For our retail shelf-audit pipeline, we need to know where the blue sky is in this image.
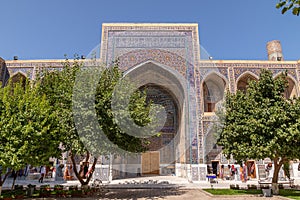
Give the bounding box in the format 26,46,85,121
0,0,299,61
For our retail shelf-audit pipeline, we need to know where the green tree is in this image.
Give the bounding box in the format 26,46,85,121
0,80,61,194
94,65,154,152
276,0,300,16
37,59,92,186
37,59,154,186
216,69,300,194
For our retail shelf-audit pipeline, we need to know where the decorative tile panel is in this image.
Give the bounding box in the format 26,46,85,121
118,49,189,78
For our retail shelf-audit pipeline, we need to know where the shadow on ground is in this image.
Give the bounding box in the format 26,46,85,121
102,188,187,199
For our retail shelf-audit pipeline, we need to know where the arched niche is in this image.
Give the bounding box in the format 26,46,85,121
202,73,226,112
236,73,258,93
284,77,298,98
10,72,27,86
274,75,298,99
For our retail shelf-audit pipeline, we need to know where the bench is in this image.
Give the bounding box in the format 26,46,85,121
258,178,295,188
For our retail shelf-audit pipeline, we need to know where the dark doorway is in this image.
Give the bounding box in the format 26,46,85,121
212,161,219,176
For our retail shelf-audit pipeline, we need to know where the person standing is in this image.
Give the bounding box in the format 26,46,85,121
69,165,74,180
250,163,255,178
38,165,46,183
220,165,224,180
231,165,235,180
265,163,272,179
239,164,243,181
243,163,248,182
234,165,238,181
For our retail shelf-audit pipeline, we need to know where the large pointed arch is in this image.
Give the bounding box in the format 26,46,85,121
119,60,198,175
202,72,227,113
236,71,258,93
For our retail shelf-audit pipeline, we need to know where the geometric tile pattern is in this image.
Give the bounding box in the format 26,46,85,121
118,49,190,78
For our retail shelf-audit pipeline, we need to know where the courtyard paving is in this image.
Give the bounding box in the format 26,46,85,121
2,175,298,199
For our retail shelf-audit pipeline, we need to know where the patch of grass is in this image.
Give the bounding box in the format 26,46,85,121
204,188,300,199
279,189,300,200
203,189,262,195
285,197,300,200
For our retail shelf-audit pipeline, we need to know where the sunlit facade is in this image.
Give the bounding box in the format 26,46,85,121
2,23,300,182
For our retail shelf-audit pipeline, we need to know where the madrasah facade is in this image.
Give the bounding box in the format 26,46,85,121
1,23,300,182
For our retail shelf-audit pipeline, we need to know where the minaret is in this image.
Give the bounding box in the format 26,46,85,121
266,40,284,61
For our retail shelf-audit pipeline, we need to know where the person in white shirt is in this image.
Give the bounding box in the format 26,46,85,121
38,166,46,183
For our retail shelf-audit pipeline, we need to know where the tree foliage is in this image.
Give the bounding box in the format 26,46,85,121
216,69,300,189
276,0,300,16
37,59,153,185
37,60,84,154
94,65,156,153
0,80,61,187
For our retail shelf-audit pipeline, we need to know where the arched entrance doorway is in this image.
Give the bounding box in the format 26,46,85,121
139,84,178,175
122,61,189,176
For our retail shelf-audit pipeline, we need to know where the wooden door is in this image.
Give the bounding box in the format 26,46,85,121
142,152,159,174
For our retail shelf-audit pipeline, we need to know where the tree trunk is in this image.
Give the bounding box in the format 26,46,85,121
70,151,97,186
272,157,283,195
11,172,18,190
85,151,90,162
70,152,85,185
85,157,97,184
77,151,90,177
